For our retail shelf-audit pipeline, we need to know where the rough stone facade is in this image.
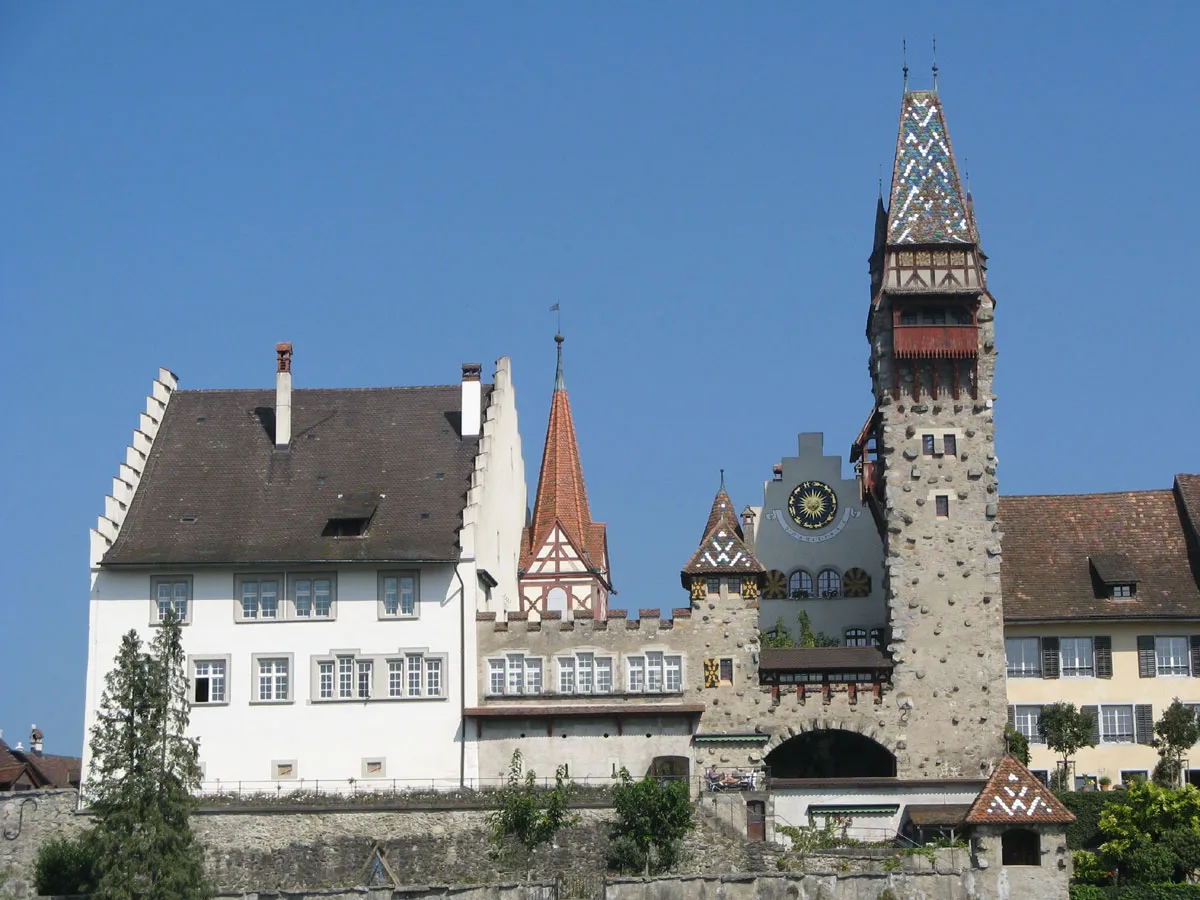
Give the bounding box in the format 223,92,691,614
0,791,85,900
864,94,1009,780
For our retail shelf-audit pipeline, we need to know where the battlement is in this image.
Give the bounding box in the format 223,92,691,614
476,608,699,640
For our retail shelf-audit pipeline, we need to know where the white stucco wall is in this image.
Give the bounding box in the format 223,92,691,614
84,564,473,790
772,783,982,842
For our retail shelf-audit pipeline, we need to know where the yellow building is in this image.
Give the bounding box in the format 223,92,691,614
1001,474,1200,787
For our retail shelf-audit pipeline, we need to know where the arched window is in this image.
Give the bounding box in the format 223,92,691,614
788,570,813,599
845,628,868,647
546,587,568,613
817,569,842,598
869,627,887,648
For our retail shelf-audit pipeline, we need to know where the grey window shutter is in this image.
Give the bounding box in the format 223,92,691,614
1042,637,1060,679
1095,637,1113,679
1138,636,1156,678
1135,705,1154,745
1008,705,1015,729
1191,636,1200,677
1081,705,1100,745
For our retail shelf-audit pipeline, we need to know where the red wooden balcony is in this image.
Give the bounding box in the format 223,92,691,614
893,324,978,359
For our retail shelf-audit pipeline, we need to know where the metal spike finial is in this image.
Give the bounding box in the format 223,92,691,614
932,36,939,92
554,331,566,392
902,39,909,92
719,468,726,491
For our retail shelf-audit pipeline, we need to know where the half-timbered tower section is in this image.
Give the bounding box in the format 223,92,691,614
681,476,765,608
855,88,1008,777
517,334,612,619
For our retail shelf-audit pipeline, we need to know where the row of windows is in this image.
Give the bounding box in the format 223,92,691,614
487,652,684,696
152,572,421,625
898,306,973,326
1010,703,1185,746
787,569,845,599
704,577,746,595
1006,635,1197,679
191,651,446,705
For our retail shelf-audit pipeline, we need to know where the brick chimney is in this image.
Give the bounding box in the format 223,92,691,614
461,363,482,438
275,343,293,450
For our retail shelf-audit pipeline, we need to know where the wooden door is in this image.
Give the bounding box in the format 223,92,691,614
746,801,766,842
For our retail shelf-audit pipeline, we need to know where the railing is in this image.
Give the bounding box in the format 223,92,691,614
700,766,769,793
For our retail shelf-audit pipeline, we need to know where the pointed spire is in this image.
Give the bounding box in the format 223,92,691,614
681,477,764,589
884,88,976,245
522,334,608,583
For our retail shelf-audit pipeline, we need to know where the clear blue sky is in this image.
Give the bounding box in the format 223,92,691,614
2,3,1197,756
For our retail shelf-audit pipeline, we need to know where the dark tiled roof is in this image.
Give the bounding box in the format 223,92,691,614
1088,552,1138,583
999,480,1200,621
886,91,976,246
1177,475,1200,541
680,486,764,587
0,738,80,789
759,647,893,672
966,756,1075,825
104,386,490,566
905,804,971,827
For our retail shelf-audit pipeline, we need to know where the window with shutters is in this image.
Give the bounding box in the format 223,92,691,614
1156,637,1191,676
1060,638,1095,677
1100,705,1134,743
1095,637,1114,679
1013,705,1044,743
1006,638,1042,677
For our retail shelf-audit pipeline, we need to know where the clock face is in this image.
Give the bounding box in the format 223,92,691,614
788,481,838,529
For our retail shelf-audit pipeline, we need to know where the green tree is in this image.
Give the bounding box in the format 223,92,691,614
760,617,793,649
1097,780,1200,883
1004,726,1031,766
33,832,101,896
487,749,576,855
607,768,694,875
1038,702,1096,788
85,612,211,900
1153,699,1200,788
796,611,817,648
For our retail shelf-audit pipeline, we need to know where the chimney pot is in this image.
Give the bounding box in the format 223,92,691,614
275,343,293,449
461,363,482,438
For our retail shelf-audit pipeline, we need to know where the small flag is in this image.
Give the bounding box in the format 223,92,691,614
549,303,560,312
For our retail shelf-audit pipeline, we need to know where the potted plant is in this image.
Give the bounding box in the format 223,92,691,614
1099,775,1112,792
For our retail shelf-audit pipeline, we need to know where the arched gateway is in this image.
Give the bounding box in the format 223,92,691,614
765,729,897,780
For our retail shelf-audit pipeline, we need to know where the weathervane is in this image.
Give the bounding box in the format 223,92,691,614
932,37,939,93
902,39,908,92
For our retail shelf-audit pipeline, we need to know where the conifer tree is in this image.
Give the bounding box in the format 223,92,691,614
85,612,211,900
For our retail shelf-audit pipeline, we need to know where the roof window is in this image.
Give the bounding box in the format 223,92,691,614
322,517,369,538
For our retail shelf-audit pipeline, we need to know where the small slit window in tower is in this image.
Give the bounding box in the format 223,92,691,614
935,496,950,518
719,659,734,686
922,435,936,455
943,434,957,456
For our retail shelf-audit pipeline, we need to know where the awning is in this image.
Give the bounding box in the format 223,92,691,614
693,734,769,744
809,805,899,816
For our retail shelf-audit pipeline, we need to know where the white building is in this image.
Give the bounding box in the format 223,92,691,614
83,345,526,790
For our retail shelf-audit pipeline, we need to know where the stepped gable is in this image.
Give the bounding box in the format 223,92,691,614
520,334,609,577
965,756,1075,825
680,478,765,588
886,90,977,246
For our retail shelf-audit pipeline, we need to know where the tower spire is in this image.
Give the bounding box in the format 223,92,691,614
554,332,566,392
932,36,939,93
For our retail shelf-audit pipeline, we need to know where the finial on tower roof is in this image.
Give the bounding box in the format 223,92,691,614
932,36,939,93
554,332,566,392
719,468,726,491
902,39,909,92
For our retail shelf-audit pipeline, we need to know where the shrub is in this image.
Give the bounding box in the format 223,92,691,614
607,769,693,875
33,832,100,896
1059,790,1113,849
487,750,576,855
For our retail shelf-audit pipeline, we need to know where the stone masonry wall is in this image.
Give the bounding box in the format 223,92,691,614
0,791,86,899
870,290,1009,779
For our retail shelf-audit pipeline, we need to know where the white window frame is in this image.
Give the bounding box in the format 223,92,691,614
1005,637,1042,678
1060,637,1095,678
378,571,419,619
357,659,373,699
318,660,335,700
488,658,506,696
251,653,294,704
596,657,613,693
150,575,193,625
314,650,447,701
1099,704,1135,744
558,657,576,694
625,653,683,693
235,574,283,622
1013,705,1043,744
1156,636,1191,677
189,654,231,706
665,656,682,693
627,656,645,693
290,573,337,620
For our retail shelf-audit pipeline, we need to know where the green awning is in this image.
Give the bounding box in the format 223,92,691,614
808,805,899,816
693,734,769,744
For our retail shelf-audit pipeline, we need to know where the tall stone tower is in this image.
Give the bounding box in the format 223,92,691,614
854,86,1006,778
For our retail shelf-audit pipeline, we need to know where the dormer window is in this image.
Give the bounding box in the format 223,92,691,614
323,517,369,537
1110,583,1135,600
1089,553,1138,601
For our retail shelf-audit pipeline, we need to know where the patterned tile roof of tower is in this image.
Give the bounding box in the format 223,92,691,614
999,477,1200,621
521,335,608,575
680,480,764,586
965,756,1075,825
886,90,977,246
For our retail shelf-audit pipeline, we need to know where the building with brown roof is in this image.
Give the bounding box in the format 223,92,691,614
1001,474,1200,786
0,727,81,791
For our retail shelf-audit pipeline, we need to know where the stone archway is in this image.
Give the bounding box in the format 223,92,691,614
765,728,897,779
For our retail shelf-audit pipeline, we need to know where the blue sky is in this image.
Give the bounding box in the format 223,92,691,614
2,3,1197,756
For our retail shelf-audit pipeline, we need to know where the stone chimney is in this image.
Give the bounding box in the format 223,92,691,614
30,725,43,756
275,343,293,450
461,363,482,438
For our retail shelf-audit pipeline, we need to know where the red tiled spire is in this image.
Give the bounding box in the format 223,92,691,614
522,335,607,575
965,756,1075,825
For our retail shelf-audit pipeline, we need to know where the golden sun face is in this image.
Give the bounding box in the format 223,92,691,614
787,481,838,529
